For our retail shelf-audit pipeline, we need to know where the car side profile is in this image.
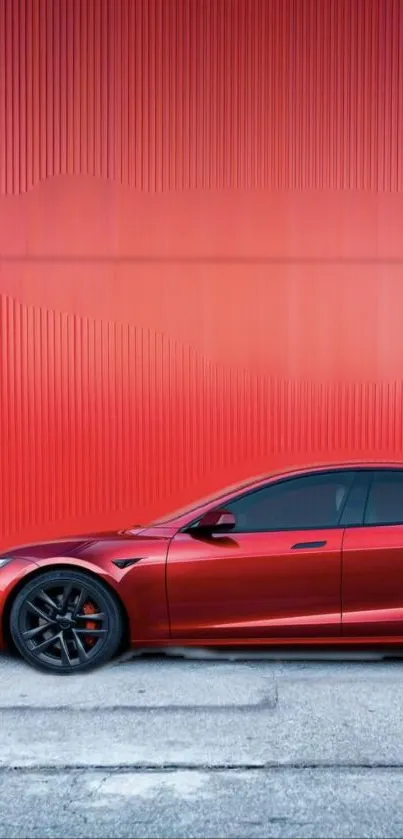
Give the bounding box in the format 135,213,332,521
1,461,403,673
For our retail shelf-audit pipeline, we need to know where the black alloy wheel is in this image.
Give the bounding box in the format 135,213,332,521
10,569,123,673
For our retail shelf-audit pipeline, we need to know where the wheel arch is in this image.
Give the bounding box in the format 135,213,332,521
2,562,131,654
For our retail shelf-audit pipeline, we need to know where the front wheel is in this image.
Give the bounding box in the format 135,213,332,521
10,569,123,674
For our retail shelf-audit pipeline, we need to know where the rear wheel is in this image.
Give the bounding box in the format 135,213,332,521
10,569,123,674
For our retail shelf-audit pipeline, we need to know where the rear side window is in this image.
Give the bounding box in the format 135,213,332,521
365,471,403,526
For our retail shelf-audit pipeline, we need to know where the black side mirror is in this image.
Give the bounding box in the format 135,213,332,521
194,508,236,533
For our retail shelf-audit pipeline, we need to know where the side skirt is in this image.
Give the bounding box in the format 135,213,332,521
131,636,403,648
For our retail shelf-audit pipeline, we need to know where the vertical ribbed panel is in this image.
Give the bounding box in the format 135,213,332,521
1,0,403,194
1,1,403,549
2,292,403,548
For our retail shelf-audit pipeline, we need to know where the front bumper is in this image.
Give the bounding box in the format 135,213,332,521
0,558,39,649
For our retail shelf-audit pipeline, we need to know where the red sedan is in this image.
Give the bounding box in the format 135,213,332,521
1,461,403,673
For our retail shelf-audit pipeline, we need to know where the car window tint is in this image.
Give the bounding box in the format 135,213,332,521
226,471,355,532
365,471,403,525
339,473,370,526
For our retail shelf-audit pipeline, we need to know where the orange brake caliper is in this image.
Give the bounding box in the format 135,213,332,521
82,601,97,646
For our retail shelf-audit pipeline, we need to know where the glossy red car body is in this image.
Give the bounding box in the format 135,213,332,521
3,461,403,656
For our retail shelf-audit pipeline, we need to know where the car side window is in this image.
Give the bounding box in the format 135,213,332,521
225,471,356,532
339,472,370,526
364,470,403,526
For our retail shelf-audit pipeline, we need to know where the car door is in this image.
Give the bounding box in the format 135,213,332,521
343,469,403,637
166,470,357,640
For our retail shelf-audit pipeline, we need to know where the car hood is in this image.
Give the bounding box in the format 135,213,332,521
0,527,149,561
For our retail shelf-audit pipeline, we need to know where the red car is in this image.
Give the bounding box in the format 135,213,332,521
1,461,403,673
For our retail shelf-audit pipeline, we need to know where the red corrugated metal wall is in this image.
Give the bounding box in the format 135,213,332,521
1,0,403,550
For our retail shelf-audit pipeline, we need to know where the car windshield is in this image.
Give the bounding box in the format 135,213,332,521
151,473,272,525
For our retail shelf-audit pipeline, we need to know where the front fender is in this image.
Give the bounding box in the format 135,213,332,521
0,547,170,647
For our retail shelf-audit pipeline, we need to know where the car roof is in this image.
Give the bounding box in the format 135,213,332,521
245,460,403,483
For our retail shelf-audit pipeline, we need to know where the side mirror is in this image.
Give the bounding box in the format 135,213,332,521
195,508,236,533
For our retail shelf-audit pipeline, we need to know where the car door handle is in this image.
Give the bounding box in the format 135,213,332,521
291,540,327,550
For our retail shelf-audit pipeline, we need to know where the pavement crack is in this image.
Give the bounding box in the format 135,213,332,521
3,762,403,773
60,770,82,815
87,771,111,800
0,703,277,712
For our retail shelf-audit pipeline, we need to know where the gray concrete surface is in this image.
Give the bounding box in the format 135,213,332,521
1,649,403,837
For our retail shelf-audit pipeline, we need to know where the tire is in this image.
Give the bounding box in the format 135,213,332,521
9,569,123,674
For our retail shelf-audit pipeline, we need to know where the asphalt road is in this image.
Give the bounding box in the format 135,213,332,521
1,648,403,838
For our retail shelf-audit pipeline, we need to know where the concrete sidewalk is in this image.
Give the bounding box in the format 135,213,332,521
1,652,403,837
